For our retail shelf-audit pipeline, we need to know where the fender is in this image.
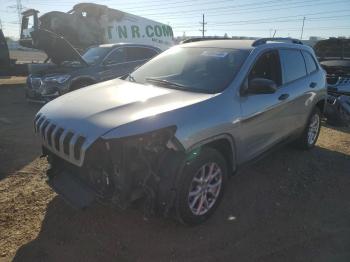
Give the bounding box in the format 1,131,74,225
186,133,237,174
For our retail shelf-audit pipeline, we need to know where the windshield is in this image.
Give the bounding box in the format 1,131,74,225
82,46,112,65
129,46,249,93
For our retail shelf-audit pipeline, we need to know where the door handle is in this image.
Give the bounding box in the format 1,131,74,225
309,82,317,88
278,94,289,101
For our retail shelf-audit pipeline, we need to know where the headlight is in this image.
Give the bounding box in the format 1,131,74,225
44,74,71,84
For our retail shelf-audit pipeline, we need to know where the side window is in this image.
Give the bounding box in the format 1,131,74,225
104,48,125,65
249,50,282,86
302,51,318,74
126,47,158,62
279,49,307,83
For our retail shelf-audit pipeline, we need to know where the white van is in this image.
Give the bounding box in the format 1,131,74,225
20,3,174,51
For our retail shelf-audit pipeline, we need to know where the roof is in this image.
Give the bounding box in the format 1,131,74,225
98,43,161,50
180,38,311,52
181,40,256,50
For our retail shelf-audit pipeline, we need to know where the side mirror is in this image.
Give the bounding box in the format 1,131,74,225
246,78,277,95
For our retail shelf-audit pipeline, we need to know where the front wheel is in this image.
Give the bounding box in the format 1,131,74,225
175,148,227,225
296,107,322,150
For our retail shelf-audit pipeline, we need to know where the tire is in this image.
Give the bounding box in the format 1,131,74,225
295,107,322,150
175,148,228,225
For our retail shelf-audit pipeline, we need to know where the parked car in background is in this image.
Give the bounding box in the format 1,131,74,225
26,31,161,103
314,38,350,126
34,38,326,225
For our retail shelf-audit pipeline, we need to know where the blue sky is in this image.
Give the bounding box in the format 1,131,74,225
1,0,350,39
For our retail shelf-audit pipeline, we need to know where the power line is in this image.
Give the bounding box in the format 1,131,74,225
136,0,327,16
172,14,350,29
139,0,348,19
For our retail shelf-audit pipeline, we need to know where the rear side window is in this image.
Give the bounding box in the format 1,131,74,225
279,49,307,83
104,48,125,65
126,47,158,62
302,51,318,74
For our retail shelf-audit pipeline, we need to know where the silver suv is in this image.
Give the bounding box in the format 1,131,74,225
34,38,327,225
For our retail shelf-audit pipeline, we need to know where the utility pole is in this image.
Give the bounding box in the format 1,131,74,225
199,14,207,38
16,0,23,36
300,16,306,40
272,29,277,38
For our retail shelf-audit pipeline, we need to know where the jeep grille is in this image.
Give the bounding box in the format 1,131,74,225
34,114,87,166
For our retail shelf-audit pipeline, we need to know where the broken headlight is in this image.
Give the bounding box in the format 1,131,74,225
105,126,182,153
136,126,179,152
44,74,71,84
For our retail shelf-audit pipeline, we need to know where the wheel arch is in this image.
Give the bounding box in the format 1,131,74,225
186,134,237,175
315,98,326,115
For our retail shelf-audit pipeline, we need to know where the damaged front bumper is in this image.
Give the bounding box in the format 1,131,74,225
43,127,186,216
47,169,97,209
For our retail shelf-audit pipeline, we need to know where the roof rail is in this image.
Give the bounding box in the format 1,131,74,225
252,38,303,47
180,37,230,44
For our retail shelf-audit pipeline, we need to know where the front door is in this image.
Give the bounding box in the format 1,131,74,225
239,50,290,161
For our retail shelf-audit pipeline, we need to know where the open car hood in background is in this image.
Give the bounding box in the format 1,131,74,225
315,38,350,60
0,29,10,70
30,29,88,66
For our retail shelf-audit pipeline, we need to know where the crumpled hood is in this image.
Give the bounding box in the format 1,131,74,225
38,78,215,144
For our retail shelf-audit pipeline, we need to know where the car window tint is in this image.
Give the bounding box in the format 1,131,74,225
302,51,318,74
126,47,158,62
249,50,282,86
104,48,125,65
280,49,307,83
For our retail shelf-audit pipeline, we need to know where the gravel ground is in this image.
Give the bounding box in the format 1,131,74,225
0,79,349,262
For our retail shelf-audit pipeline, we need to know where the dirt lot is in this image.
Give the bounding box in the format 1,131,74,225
0,78,349,262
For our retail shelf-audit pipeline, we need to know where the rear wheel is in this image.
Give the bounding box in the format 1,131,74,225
296,107,321,150
175,148,227,225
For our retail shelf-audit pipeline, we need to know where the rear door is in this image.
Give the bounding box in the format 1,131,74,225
125,46,159,71
278,49,310,133
239,50,290,161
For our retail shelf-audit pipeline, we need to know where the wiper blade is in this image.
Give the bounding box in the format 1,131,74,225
128,74,136,82
146,78,188,89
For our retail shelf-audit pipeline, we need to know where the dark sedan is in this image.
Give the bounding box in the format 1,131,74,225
26,43,161,103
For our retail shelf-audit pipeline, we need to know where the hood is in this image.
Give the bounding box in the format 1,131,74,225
31,29,88,66
38,79,215,144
